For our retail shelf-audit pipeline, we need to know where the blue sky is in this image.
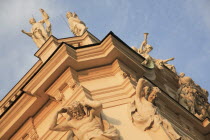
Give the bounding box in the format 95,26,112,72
0,0,210,101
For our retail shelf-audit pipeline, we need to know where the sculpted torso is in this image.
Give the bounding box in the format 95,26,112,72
50,100,119,140
21,9,51,48
134,97,156,119
69,116,102,139
68,111,100,133
30,22,48,38
66,12,87,36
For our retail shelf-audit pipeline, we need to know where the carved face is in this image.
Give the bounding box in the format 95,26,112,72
145,45,153,53
147,87,159,103
29,18,36,24
67,101,86,120
148,91,157,103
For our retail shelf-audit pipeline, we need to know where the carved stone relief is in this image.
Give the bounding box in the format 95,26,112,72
177,73,210,120
50,98,119,140
128,78,181,140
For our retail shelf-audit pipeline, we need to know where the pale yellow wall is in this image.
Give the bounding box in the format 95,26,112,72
102,104,152,140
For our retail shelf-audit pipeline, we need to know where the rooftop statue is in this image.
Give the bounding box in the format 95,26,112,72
21,9,52,48
154,57,176,73
40,9,52,36
50,98,119,140
66,11,88,36
135,33,155,69
128,78,181,140
178,73,210,120
132,33,176,73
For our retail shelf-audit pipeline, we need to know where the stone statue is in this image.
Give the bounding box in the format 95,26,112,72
178,73,198,114
132,33,176,73
137,33,155,69
154,58,176,73
50,98,119,140
178,73,210,120
66,12,88,36
40,8,52,36
128,78,181,140
21,9,52,48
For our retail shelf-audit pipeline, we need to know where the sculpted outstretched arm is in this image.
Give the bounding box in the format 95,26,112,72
136,78,145,99
49,108,72,131
40,8,49,20
83,98,102,116
136,79,151,98
135,78,152,105
38,19,45,23
21,30,32,37
162,57,174,63
135,79,149,113
138,40,147,54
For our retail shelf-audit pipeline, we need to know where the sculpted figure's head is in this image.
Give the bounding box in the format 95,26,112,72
29,18,36,24
145,44,153,53
67,101,86,120
143,86,151,96
40,8,44,13
66,12,73,19
145,87,160,103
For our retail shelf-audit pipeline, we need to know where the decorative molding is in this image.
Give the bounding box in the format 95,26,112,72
58,31,100,46
0,61,43,117
11,117,39,140
45,67,80,102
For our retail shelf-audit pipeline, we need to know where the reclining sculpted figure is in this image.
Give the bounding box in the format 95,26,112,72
132,33,176,73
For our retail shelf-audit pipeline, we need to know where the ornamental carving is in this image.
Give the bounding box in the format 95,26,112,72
128,78,181,140
178,73,210,120
50,98,119,140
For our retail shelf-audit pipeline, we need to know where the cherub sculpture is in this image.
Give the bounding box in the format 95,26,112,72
21,9,51,48
50,98,119,140
128,78,181,140
66,12,88,36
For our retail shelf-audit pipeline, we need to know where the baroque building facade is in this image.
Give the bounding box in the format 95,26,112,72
0,10,210,140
